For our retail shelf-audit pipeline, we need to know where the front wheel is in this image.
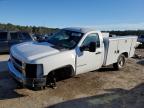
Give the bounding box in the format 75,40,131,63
113,54,126,70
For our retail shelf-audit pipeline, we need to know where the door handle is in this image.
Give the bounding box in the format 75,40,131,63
95,52,102,55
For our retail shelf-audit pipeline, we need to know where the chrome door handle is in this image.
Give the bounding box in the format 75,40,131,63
95,52,101,55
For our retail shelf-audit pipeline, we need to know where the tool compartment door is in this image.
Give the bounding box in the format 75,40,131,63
117,38,132,57
104,39,119,66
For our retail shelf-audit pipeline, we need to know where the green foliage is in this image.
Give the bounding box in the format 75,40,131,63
0,23,144,36
0,23,58,34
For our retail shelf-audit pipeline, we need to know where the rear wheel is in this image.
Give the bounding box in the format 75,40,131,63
113,54,126,70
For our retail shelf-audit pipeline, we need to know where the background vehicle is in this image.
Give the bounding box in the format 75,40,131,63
32,34,46,41
0,31,33,53
8,27,138,88
138,35,144,44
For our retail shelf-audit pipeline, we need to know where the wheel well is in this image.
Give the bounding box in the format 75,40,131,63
122,52,128,58
47,65,75,81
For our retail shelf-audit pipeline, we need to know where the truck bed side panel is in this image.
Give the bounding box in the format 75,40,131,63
103,38,119,66
117,38,132,57
129,38,137,57
103,36,137,66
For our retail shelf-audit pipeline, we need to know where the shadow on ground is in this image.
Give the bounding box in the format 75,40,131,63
97,67,116,72
0,53,9,73
0,55,23,100
0,61,8,73
0,71,25,100
94,65,116,72
48,83,144,108
137,60,144,66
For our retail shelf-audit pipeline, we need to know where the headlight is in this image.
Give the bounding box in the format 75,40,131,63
25,64,37,78
37,64,43,78
25,64,43,78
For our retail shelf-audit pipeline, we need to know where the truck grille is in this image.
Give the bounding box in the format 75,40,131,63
13,64,22,73
11,55,23,74
11,55,22,66
11,55,37,78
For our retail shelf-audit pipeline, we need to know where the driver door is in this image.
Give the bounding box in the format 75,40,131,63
76,33,103,74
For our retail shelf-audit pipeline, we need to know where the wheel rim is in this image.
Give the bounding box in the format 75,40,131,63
118,57,125,68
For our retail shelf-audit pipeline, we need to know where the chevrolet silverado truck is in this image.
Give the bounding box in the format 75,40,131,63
8,27,138,88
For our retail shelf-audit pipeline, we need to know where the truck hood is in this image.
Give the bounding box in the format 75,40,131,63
11,42,61,61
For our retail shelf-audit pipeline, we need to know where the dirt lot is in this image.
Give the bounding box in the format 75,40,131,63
0,49,144,108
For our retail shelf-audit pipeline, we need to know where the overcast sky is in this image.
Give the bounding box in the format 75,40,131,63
0,0,144,30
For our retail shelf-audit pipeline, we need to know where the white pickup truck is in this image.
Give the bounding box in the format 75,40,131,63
8,27,137,88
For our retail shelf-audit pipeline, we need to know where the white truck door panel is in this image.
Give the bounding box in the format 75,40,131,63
76,33,103,74
76,48,103,74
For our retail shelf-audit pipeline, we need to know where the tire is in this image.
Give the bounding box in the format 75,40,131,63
14,80,24,89
46,71,57,87
113,54,126,70
32,86,46,91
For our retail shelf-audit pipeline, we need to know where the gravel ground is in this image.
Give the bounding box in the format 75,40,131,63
0,49,144,108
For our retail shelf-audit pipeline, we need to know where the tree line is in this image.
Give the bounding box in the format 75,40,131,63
0,23,58,35
0,23,144,36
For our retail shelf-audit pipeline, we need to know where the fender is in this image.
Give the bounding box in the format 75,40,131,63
47,65,75,77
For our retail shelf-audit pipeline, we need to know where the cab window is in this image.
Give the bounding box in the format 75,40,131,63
19,32,32,40
81,33,100,48
10,33,19,40
0,32,7,41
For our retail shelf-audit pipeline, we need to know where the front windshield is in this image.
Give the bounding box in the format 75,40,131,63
47,30,83,49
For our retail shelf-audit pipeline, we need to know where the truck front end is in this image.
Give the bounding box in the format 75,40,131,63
8,54,46,88
7,41,62,88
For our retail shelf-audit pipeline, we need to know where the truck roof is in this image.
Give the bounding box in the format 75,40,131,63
63,27,97,34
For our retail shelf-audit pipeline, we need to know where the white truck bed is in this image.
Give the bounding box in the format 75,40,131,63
103,36,137,66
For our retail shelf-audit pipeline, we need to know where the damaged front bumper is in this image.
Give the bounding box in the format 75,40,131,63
8,59,46,88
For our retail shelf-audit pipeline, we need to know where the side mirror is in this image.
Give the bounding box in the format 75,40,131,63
89,42,96,52
80,46,87,52
80,42,96,52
